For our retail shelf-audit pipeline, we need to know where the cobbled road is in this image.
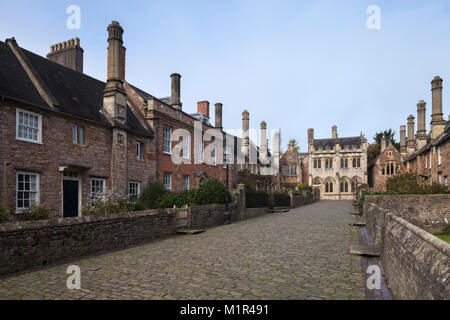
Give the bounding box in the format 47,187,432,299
0,201,365,300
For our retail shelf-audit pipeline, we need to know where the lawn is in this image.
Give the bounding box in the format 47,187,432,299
435,234,450,244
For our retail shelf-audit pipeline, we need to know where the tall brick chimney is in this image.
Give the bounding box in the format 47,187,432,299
242,110,250,166
332,125,338,139
197,101,210,118
171,73,182,110
416,100,427,150
430,76,445,139
47,38,83,73
400,125,407,155
381,135,387,153
260,121,268,156
407,115,416,155
308,128,314,145
215,103,223,129
103,21,127,124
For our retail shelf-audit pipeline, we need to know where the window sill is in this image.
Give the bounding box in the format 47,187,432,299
16,138,43,145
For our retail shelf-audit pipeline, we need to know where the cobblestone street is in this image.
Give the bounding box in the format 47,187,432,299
0,201,365,300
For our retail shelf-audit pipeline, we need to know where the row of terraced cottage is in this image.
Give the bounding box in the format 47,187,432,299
0,21,281,219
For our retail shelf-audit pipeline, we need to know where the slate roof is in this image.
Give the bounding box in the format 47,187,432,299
313,136,363,149
0,40,152,137
404,122,450,161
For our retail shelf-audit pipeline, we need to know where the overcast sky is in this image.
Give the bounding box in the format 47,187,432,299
1,0,450,152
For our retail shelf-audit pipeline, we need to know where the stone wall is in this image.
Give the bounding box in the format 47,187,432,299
0,210,176,277
291,194,314,208
187,202,239,230
365,194,450,234
363,195,450,299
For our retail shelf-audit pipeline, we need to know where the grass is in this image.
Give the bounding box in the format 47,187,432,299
434,234,450,244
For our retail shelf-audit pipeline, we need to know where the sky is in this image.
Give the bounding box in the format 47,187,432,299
1,0,450,152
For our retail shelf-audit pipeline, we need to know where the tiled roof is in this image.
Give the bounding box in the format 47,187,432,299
0,40,153,137
404,122,450,161
313,136,363,149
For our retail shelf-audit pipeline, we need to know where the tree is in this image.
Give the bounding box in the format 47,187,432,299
368,129,401,164
288,139,300,153
373,129,400,150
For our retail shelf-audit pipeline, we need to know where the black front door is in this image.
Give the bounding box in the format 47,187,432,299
63,180,79,218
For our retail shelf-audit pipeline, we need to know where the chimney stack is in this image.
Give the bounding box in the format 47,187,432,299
332,125,338,139
242,110,250,165
47,37,84,73
197,101,210,118
308,128,314,145
260,121,268,156
171,73,182,110
407,115,416,155
416,100,427,150
103,21,127,123
381,135,387,153
215,103,223,129
400,125,407,155
431,76,445,139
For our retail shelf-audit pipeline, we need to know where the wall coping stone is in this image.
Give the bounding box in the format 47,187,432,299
0,209,176,233
386,212,450,256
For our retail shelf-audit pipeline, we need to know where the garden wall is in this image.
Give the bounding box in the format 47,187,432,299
363,195,450,299
0,210,176,277
365,194,450,234
291,194,314,208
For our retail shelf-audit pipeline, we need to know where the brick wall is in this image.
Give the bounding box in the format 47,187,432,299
363,195,450,299
0,102,155,218
0,210,176,277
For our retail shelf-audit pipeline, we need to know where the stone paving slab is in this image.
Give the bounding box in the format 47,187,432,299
0,201,365,300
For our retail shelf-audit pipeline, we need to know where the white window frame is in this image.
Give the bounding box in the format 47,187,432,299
199,140,205,163
212,146,217,166
90,178,106,203
182,175,190,191
16,108,42,144
72,125,78,144
16,172,40,213
163,126,172,155
164,172,172,191
129,181,141,198
438,146,442,166
136,141,144,160
183,134,191,160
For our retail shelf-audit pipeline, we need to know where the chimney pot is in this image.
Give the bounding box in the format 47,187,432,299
197,101,210,118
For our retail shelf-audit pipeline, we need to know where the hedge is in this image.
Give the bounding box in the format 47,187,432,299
274,192,291,207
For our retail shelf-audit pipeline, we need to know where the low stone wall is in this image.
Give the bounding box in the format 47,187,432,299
365,194,450,234
382,213,449,299
0,210,176,277
246,207,269,219
292,194,314,208
363,195,450,299
188,202,239,230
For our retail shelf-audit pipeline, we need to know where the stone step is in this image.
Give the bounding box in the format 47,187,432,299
350,245,381,257
269,209,290,213
349,219,366,227
176,229,206,235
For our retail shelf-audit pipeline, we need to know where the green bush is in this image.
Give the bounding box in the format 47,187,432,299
0,203,12,223
386,174,449,195
139,182,168,210
175,190,197,208
274,192,291,207
18,205,51,222
195,179,229,206
246,191,268,208
157,192,177,209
